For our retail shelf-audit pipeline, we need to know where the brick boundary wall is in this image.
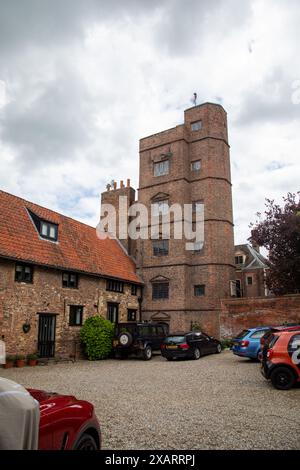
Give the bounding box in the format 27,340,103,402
220,294,300,339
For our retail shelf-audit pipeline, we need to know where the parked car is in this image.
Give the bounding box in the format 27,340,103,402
29,388,101,449
161,331,222,361
261,330,300,390
231,326,271,360
112,322,168,360
260,324,300,351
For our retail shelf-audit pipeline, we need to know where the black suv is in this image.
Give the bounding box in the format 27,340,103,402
113,322,168,360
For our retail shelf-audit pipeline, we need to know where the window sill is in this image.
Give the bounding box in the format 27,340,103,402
15,281,33,284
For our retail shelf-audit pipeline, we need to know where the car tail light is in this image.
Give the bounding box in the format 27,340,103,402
179,343,189,349
267,348,273,359
161,344,165,349
240,340,249,347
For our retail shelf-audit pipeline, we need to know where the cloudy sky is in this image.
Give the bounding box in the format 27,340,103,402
0,0,299,244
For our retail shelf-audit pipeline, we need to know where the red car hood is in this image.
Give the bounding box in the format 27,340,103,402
28,388,79,416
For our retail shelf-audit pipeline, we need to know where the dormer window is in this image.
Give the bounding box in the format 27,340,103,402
40,221,58,241
27,209,58,242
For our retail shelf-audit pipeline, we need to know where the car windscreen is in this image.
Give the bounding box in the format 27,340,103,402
165,336,185,344
235,329,249,339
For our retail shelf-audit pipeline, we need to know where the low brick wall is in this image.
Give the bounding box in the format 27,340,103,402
220,295,300,339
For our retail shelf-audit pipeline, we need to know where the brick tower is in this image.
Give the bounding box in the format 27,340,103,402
136,103,235,336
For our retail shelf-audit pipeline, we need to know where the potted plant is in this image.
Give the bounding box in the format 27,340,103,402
3,355,15,369
27,353,38,366
15,354,26,368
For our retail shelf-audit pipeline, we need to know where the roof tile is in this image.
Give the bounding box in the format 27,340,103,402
0,190,142,284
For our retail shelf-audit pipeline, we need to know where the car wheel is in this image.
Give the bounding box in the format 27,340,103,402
74,433,99,450
142,345,152,360
193,347,201,360
270,367,295,390
215,344,222,354
118,332,133,348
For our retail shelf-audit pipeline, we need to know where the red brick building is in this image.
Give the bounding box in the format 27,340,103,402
234,244,269,298
1,102,272,357
0,190,142,358
101,102,236,335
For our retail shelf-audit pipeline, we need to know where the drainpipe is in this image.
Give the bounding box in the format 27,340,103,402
138,286,143,322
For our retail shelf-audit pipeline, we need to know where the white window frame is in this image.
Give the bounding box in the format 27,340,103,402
230,280,237,297
191,121,202,131
152,199,169,216
154,160,169,177
191,160,201,171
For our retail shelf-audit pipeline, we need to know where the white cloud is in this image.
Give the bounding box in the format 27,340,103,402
0,0,299,245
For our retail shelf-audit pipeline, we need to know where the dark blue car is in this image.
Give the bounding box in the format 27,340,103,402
231,327,271,360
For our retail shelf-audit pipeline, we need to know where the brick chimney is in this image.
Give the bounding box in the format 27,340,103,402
101,180,136,256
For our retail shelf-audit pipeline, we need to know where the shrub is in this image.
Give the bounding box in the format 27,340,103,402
191,321,203,332
80,315,114,360
221,338,233,350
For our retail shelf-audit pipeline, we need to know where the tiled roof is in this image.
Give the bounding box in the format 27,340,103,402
0,190,142,284
235,244,268,270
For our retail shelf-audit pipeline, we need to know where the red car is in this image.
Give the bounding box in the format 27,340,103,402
261,330,300,390
260,324,300,349
29,389,101,450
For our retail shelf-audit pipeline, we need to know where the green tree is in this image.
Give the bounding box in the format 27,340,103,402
250,192,300,295
80,315,114,360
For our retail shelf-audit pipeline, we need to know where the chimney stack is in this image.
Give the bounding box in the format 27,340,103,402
101,178,136,256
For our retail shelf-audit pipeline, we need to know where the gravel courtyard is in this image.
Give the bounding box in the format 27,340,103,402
1,351,299,450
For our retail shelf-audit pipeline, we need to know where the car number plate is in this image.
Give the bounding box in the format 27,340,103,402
166,345,177,349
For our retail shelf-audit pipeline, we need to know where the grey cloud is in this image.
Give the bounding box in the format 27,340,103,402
0,66,97,167
152,0,252,57
0,0,252,59
0,0,162,56
236,67,300,126
265,161,288,172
